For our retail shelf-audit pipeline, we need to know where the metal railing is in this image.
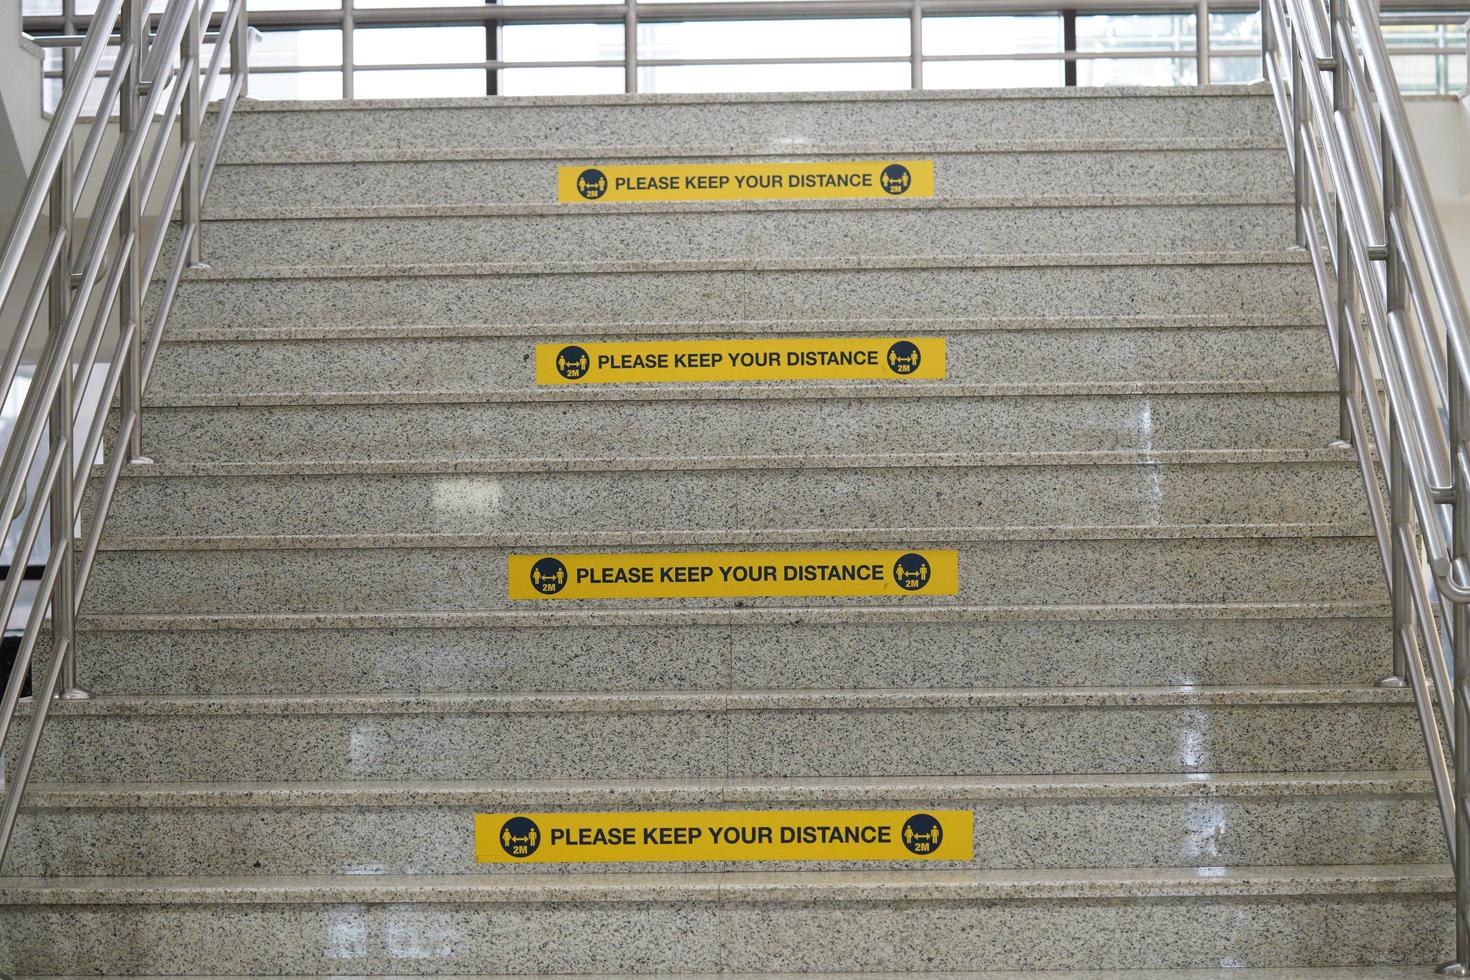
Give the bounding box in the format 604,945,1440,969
1263,0,1470,967
0,0,249,864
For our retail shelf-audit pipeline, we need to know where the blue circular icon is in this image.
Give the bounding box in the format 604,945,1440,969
500,816,542,857
556,345,591,380
893,553,931,592
576,168,608,200
886,341,922,375
901,813,943,854
530,557,568,595
880,164,912,195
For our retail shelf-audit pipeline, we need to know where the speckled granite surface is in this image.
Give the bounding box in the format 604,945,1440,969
9,85,1448,974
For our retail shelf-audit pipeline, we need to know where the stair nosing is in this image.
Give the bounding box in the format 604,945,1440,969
166,249,1312,283
73,600,1392,633
93,521,1375,554
159,313,1328,343
13,771,1437,809
18,684,1414,718
199,193,1295,221
111,447,1361,479
0,864,1448,906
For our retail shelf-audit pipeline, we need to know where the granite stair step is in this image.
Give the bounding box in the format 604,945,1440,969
93,453,1368,539
0,865,1450,973
77,525,1381,615
1,771,1442,877
145,321,1335,397
124,383,1341,464
203,143,1291,209
155,252,1320,331
11,686,1421,782
210,86,1282,162
178,201,1296,269
65,601,1392,695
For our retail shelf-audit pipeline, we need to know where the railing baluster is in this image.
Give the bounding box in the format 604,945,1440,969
181,0,202,267
1291,25,1308,247
119,0,145,464
1386,415,1411,688
1451,363,1470,977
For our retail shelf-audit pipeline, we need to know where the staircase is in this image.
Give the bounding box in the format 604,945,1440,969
0,84,1454,973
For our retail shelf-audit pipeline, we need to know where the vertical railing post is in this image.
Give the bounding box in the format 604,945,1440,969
624,0,638,94
181,0,203,267
1291,25,1308,247
910,0,923,89
1446,365,1470,977
119,0,145,464
1384,416,1410,688
1261,0,1272,81
234,0,250,98
1196,0,1211,84
343,0,355,100
46,59,85,703
1330,0,1353,447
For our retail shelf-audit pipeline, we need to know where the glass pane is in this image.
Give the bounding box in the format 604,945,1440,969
20,0,62,15
501,23,623,64
1384,23,1467,50
354,67,488,97
924,58,1064,89
1076,57,1195,86
1210,11,1261,51
503,0,619,5
357,0,490,6
499,66,624,95
248,0,342,10
923,16,1061,57
1210,54,1262,85
356,26,487,66
253,28,343,68
1392,54,1460,95
247,69,344,99
636,19,909,61
1078,13,1195,54
639,61,909,93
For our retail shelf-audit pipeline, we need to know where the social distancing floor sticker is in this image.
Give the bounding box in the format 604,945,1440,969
507,549,959,600
537,337,945,384
558,160,935,202
476,810,974,863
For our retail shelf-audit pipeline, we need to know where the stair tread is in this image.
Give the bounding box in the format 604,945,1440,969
23,684,1414,717
200,192,1295,221
75,599,1391,631
94,522,1374,554
168,248,1310,282
160,313,1327,343
140,378,1339,409
112,447,1360,478
0,864,1448,905
15,771,1436,808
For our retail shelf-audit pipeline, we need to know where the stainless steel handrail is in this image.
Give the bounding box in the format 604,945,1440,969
1263,0,1470,967
0,0,250,866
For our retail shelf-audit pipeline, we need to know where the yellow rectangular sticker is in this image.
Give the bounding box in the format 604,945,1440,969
509,550,958,600
476,810,973,863
537,338,944,384
559,160,934,203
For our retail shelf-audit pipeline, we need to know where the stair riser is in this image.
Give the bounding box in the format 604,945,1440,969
5,793,1440,876
19,701,1421,781
147,327,1335,395
61,616,1394,695
213,93,1281,162
124,393,1341,463
205,149,1292,209
160,264,1321,331
189,206,1296,268
95,463,1368,539
81,537,1382,616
